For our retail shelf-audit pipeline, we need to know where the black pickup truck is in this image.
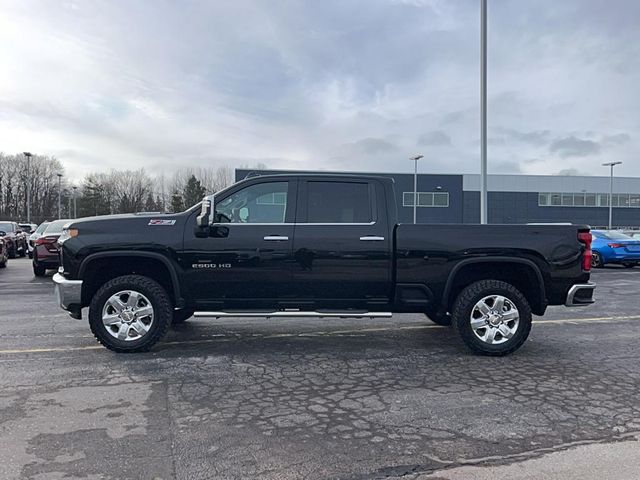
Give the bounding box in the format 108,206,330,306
53,174,595,355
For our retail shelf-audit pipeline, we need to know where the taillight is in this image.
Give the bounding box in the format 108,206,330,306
578,231,592,271
36,236,59,251
607,243,624,248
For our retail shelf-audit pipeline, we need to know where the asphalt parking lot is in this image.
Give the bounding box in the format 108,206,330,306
1,258,640,480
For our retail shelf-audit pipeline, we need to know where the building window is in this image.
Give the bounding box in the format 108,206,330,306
403,191,449,207
539,192,640,208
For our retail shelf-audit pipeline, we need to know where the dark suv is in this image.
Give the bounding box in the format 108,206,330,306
0,221,28,258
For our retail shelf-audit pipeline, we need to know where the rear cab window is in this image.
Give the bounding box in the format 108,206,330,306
304,181,373,224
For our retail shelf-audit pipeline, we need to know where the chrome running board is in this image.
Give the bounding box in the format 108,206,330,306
194,311,392,319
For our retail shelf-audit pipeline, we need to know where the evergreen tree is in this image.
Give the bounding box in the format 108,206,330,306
170,190,184,213
144,193,156,212
183,175,206,208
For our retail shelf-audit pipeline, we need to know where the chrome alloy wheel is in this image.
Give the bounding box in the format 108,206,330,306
470,295,519,345
102,290,154,341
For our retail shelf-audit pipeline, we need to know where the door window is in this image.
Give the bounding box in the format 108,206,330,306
306,181,372,223
215,182,288,223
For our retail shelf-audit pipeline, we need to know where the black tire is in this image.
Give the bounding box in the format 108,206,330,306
591,252,603,268
425,308,452,326
8,245,16,259
89,275,172,353
172,308,194,325
33,262,46,277
623,263,635,269
0,257,6,268
18,245,26,257
452,280,532,356
28,251,33,259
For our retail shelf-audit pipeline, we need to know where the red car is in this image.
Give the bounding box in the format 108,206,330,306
32,219,71,277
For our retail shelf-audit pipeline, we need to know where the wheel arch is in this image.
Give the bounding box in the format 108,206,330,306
442,257,547,316
79,252,183,308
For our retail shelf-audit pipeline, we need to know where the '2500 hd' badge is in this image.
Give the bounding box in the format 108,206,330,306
148,219,176,226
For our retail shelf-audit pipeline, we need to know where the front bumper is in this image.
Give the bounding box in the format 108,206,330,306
53,272,83,316
565,283,596,307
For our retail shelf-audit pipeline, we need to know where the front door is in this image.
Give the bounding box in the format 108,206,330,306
181,179,297,310
290,179,392,310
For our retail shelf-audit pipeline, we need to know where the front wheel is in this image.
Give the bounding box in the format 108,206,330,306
88,275,173,353
452,280,532,356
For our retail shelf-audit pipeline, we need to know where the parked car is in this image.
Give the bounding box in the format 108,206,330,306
28,221,50,258
591,230,640,268
19,223,37,234
0,221,28,258
54,174,595,356
622,230,640,240
32,219,71,276
0,237,7,268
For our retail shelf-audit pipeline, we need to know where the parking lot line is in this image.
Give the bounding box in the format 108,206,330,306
1,314,639,355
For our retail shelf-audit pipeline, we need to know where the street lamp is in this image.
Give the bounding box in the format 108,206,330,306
23,152,33,223
480,0,488,224
72,186,78,218
57,173,63,219
602,161,622,230
409,155,424,224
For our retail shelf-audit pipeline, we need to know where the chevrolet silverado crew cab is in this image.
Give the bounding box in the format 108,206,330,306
53,174,596,355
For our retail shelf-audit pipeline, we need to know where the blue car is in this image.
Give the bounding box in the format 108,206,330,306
591,230,640,268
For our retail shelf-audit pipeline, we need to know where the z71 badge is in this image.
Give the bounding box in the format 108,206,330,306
148,219,176,226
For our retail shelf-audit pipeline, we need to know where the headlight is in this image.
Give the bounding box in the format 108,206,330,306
58,228,79,244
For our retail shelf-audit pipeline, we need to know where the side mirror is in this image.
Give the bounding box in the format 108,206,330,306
195,198,212,238
0,231,5,237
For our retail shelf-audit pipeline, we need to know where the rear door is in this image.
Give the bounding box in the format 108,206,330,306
290,178,392,310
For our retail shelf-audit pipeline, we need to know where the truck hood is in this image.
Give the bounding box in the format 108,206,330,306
67,212,188,235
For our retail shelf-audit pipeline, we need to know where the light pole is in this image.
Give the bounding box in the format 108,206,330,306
410,155,424,224
23,152,33,223
480,0,488,224
602,161,622,230
72,186,78,218
57,173,63,219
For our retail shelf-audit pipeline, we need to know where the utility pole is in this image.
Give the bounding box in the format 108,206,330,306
23,152,33,223
57,173,63,219
603,161,622,230
409,155,424,224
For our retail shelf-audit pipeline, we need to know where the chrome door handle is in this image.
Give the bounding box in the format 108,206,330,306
264,235,289,241
359,236,385,241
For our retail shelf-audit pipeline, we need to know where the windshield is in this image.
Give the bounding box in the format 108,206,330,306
0,222,14,232
593,230,634,241
43,220,70,236
35,222,49,234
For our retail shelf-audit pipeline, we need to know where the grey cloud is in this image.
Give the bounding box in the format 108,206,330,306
342,138,399,156
556,168,589,176
492,162,522,174
603,133,631,145
494,128,552,146
550,136,601,158
417,131,451,147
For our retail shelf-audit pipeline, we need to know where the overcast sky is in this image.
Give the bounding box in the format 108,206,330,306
1,0,638,180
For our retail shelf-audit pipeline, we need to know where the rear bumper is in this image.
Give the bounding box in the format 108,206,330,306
565,283,596,307
53,273,83,316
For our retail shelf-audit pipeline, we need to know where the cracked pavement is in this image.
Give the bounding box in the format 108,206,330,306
1,258,639,479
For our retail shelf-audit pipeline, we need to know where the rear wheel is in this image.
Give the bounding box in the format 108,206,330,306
8,245,16,259
33,262,46,277
89,275,172,353
18,245,26,257
623,263,635,269
0,256,6,268
452,280,532,356
591,252,603,268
